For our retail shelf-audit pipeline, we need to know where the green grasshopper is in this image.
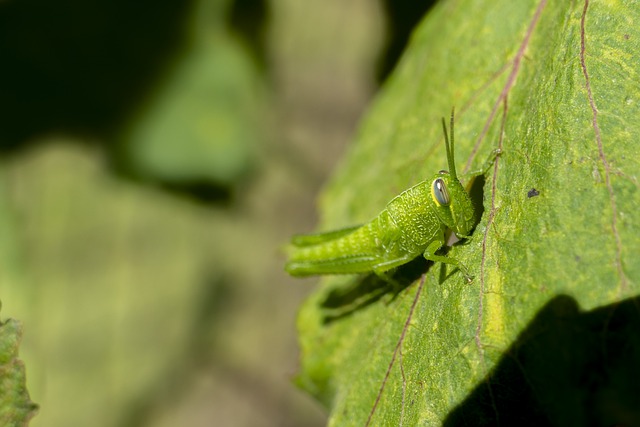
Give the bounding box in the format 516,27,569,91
285,111,495,281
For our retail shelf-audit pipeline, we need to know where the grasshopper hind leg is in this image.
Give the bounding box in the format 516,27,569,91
285,254,379,276
290,225,362,247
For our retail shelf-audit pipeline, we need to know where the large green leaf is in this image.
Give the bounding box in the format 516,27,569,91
297,0,640,425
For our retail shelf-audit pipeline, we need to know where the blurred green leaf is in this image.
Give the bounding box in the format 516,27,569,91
121,0,267,187
296,0,640,424
0,318,37,426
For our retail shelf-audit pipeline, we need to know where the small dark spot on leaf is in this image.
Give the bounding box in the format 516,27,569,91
624,34,630,40
527,188,540,198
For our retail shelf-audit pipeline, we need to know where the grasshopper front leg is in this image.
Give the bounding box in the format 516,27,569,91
423,238,472,282
462,148,502,180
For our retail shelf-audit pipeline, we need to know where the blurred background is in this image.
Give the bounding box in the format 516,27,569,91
0,0,434,425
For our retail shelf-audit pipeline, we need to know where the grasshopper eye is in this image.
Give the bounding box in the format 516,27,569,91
432,178,450,206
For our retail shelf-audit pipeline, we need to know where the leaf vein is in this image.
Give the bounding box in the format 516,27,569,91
464,0,548,174
579,0,628,291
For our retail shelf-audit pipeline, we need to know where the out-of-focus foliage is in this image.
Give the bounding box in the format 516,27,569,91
119,0,267,190
0,0,267,197
0,0,386,426
120,34,263,187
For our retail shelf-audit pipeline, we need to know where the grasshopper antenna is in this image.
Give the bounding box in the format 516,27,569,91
441,108,458,179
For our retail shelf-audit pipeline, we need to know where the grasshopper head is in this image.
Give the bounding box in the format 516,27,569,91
429,109,476,238
430,171,475,237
